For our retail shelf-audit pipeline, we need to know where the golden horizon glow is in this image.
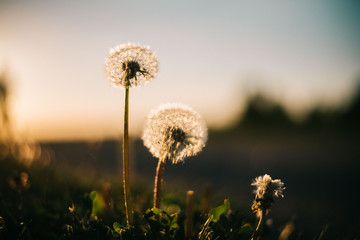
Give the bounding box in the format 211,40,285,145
1,1,360,142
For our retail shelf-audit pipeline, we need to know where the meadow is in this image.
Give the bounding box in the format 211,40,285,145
2,94,360,239
1,43,360,239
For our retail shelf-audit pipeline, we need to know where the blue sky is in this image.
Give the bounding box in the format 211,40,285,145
1,0,360,141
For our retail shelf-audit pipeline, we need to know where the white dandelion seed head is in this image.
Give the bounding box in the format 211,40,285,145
252,174,285,198
251,174,285,212
105,43,158,88
142,103,208,164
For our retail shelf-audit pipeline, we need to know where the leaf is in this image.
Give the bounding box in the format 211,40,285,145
169,215,179,229
89,190,98,200
152,207,163,215
113,222,135,239
238,223,252,234
113,222,122,233
198,199,229,240
90,190,105,217
209,199,230,222
144,207,179,238
144,207,163,218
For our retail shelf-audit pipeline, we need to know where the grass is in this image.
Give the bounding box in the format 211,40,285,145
2,129,359,240
0,154,273,240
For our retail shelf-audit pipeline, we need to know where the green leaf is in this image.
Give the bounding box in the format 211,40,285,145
169,215,179,229
152,207,163,215
145,207,163,218
90,190,105,217
113,222,122,233
89,190,98,200
209,199,230,222
238,223,252,234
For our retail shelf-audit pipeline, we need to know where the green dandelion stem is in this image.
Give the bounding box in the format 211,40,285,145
154,159,165,208
123,87,133,225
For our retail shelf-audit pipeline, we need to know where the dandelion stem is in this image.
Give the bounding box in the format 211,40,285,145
154,159,165,208
185,190,194,239
252,210,265,240
123,87,133,225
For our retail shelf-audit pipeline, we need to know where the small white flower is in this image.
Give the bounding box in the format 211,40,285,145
105,43,158,88
142,103,207,164
251,174,285,212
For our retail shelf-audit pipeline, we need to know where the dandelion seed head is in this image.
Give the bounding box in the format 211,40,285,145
251,174,285,212
105,43,158,88
142,103,208,164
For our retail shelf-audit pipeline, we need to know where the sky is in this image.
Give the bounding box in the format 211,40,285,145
0,0,360,141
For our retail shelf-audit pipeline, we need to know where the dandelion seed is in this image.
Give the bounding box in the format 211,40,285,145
251,174,285,213
142,103,208,164
105,43,158,88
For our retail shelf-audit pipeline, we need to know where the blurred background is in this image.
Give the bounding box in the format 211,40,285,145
1,0,360,239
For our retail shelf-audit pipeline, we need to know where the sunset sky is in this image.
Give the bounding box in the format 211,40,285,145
1,0,360,141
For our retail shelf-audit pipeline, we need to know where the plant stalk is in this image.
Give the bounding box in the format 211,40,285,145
252,210,265,240
185,190,194,239
154,159,165,208
123,87,133,225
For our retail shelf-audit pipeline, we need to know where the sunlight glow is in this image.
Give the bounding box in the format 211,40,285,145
1,1,359,141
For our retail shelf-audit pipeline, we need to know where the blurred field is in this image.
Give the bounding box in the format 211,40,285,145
2,76,360,238
36,89,360,239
